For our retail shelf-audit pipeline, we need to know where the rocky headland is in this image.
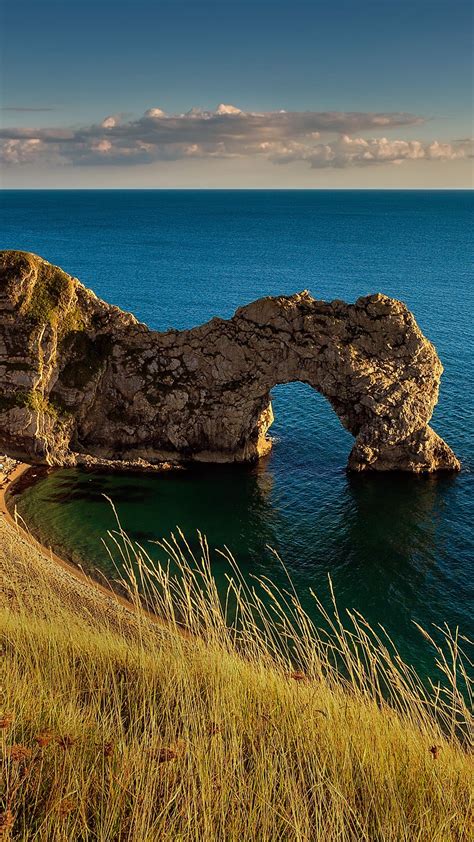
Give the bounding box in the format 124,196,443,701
0,250,460,473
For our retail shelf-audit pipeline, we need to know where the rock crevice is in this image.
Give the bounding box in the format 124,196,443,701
0,251,460,473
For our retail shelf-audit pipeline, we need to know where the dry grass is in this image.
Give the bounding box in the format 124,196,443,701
0,512,472,841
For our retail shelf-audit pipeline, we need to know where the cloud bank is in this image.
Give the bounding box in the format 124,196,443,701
1,104,470,169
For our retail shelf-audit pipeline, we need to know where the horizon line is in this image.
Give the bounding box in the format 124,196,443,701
1,186,473,192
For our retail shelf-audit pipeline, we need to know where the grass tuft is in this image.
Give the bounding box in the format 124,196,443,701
0,514,472,841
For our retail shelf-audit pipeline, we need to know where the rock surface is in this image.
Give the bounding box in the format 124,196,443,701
0,251,460,473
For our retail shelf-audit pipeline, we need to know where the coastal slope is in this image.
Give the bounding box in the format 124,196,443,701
0,500,472,841
0,250,460,472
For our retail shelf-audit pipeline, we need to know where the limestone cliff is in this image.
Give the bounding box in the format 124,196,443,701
0,251,460,473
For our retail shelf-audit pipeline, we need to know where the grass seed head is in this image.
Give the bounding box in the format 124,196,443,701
0,809,14,838
290,670,308,683
5,744,32,763
97,740,114,757
152,738,187,763
56,735,77,750
34,732,55,748
55,797,76,818
0,713,13,730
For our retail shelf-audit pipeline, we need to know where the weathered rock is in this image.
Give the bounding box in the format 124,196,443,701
0,251,460,473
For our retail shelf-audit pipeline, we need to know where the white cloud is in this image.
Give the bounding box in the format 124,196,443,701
101,116,117,128
144,107,167,119
0,103,470,169
215,103,242,115
270,135,471,168
1,138,43,164
91,139,113,153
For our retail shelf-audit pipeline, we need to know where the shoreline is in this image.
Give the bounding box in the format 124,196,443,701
0,461,176,634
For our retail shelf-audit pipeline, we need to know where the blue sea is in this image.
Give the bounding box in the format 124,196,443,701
1,189,473,676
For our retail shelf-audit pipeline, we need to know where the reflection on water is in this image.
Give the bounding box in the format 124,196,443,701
11,385,473,679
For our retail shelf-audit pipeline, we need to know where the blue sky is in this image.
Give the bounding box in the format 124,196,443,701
1,0,472,187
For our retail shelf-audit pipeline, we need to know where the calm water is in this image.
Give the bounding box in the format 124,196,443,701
2,190,473,676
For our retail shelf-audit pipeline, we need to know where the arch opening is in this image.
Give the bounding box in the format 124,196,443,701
266,382,354,473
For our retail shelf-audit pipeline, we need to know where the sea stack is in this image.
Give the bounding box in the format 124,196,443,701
0,250,460,473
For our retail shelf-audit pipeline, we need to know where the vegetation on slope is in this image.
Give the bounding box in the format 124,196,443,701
0,517,472,841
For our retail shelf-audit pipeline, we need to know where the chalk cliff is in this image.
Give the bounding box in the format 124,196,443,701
0,251,460,473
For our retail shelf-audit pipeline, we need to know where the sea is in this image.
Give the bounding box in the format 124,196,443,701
1,189,473,677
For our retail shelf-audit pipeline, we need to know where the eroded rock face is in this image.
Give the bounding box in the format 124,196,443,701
0,251,460,473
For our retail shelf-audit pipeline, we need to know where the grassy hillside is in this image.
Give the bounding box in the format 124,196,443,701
0,516,472,841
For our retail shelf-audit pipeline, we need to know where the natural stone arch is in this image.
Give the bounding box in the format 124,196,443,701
0,251,460,473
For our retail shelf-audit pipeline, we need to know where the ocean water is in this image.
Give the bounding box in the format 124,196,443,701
2,189,473,676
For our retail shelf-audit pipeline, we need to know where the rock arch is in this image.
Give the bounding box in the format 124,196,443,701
0,251,460,473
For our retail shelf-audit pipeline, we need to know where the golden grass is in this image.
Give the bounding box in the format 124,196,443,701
0,513,472,841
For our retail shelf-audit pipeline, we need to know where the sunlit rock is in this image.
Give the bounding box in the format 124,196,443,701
0,251,460,473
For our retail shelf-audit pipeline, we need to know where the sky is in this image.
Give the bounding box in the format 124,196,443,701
0,0,472,188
